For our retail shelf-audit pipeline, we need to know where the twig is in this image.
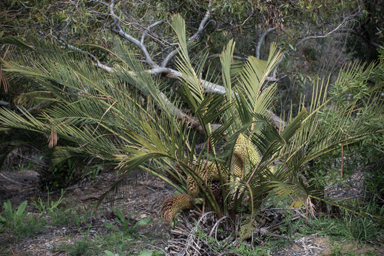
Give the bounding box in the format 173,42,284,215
108,0,158,68
161,8,214,67
140,19,166,45
48,33,114,72
296,17,352,46
208,215,230,242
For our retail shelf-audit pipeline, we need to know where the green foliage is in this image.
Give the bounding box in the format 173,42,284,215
106,250,164,256
58,214,162,255
103,207,153,237
38,155,105,191
88,165,102,182
295,208,384,243
66,238,94,256
0,200,28,229
50,207,92,228
346,1,384,62
0,200,49,241
59,229,163,256
229,243,271,256
310,52,384,208
0,199,165,253
39,158,82,190
31,189,66,216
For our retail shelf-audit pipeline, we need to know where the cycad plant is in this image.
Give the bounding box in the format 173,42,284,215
0,14,383,235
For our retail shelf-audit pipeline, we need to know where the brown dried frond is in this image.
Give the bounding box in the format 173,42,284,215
0,65,10,93
48,125,57,148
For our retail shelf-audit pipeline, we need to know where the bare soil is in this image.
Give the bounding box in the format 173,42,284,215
0,169,173,255
0,170,383,256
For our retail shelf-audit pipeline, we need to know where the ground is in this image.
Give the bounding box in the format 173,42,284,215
0,169,383,255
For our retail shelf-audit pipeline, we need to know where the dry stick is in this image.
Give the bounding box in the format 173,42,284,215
208,215,229,240
113,3,284,124
10,246,15,256
108,0,158,68
49,33,114,72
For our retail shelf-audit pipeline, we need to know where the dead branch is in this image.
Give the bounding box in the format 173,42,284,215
256,27,276,59
140,19,166,45
296,17,353,47
48,33,114,72
108,0,158,68
161,8,214,68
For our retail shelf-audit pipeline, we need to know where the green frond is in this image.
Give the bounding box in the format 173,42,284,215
170,14,204,104
14,91,55,107
220,39,236,101
237,42,281,117
280,108,308,143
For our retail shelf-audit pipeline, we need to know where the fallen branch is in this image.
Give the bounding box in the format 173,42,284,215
161,8,214,67
108,0,158,68
47,1,287,132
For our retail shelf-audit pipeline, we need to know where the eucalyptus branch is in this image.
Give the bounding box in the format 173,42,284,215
296,17,352,47
140,19,166,45
256,27,276,59
49,33,114,72
161,9,214,67
94,65,286,129
108,0,158,68
269,17,353,83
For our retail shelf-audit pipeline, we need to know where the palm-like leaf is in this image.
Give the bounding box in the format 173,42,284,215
1,15,383,228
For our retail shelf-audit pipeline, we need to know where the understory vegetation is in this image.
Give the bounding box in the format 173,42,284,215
1,0,384,255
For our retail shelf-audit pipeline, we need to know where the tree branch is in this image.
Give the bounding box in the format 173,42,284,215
268,17,354,83
256,27,276,59
96,63,286,129
296,17,352,47
161,9,214,67
48,33,114,72
140,19,166,45
108,0,158,68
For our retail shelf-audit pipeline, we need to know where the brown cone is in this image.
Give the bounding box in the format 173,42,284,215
161,194,194,225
